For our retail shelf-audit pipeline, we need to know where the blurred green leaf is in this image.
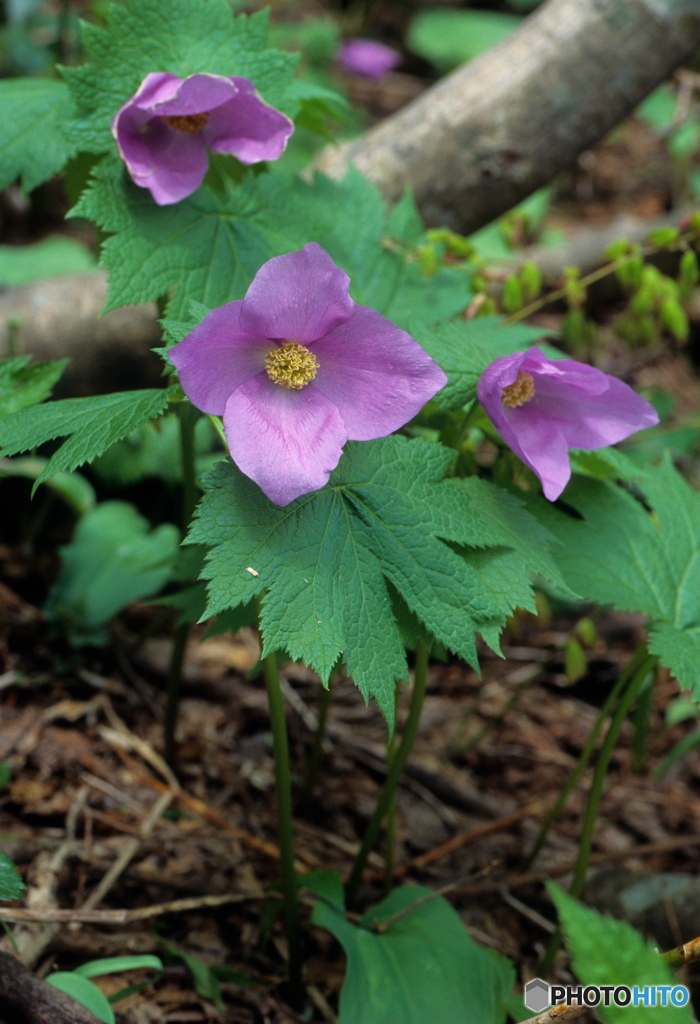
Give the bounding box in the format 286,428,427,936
408,9,521,73
550,884,693,1023
0,237,95,287
0,457,95,515
45,973,114,1024
0,853,25,901
0,356,67,418
45,501,180,644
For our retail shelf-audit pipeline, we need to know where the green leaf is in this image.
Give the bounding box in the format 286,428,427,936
530,457,700,698
74,159,470,325
0,853,25,901
312,884,514,1024
62,0,298,154
0,237,95,286
74,955,164,979
45,973,115,1024
0,356,67,418
417,318,557,410
550,884,693,1024
0,458,95,515
158,938,225,1011
408,9,521,72
92,414,216,486
189,437,564,721
0,388,171,489
45,501,180,644
0,78,76,192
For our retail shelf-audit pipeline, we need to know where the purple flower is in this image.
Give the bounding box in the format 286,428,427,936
337,39,401,78
112,72,294,205
477,347,659,501
169,243,447,505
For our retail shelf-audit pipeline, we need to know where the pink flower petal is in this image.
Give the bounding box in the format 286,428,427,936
496,405,573,500
312,305,448,439
112,72,293,205
223,375,347,505
113,105,209,204
239,243,354,343
146,73,239,116
478,346,659,501
204,78,294,164
337,39,401,78
169,302,268,415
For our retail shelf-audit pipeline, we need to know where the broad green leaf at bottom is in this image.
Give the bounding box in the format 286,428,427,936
313,885,514,1024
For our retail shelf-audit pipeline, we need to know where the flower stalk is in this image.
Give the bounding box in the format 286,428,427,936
346,640,430,906
539,649,657,976
256,603,303,1001
164,402,199,768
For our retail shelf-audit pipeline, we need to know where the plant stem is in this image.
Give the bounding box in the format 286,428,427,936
539,650,657,976
383,680,402,892
255,601,302,1000
524,644,649,871
164,623,188,768
346,640,430,907
163,403,199,769
302,676,333,801
178,402,199,529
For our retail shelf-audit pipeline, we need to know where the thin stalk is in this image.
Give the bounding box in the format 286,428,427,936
302,677,333,801
258,635,303,1001
164,624,189,769
346,640,430,907
178,402,199,529
524,644,650,870
631,674,654,773
383,680,402,892
539,651,657,976
163,403,198,769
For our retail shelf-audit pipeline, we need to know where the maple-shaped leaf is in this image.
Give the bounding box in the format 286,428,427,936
531,456,700,700
189,436,565,721
0,389,171,489
73,159,471,325
0,79,76,192
62,0,298,154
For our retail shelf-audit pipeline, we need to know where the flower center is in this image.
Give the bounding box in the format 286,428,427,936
501,370,536,408
161,112,210,134
265,341,320,389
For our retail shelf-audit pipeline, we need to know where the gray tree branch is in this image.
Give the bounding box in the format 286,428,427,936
315,0,700,233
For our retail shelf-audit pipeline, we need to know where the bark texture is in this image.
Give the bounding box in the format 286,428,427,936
0,951,103,1024
1,272,161,395
316,0,700,233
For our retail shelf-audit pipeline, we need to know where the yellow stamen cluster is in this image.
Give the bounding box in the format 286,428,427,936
265,342,320,389
502,369,536,408
162,112,210,134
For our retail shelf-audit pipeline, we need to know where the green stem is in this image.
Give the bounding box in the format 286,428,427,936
302,677,333,801
178,402,199,530
256,603,302,1001
163,403,199,769
346,640,430,907
524,644,649,871
539,650,657,976
164,623,189,768
384,680,402,892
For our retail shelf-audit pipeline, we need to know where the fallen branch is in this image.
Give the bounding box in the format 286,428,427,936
0,951,103,1024
316,0,700,233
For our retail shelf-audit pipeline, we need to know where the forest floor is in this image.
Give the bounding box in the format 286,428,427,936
2,50,700,1024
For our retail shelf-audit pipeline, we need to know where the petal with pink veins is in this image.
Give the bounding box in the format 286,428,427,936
169,303,268,416
239,243,354,343
223,375,348,506
312,305,448,440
